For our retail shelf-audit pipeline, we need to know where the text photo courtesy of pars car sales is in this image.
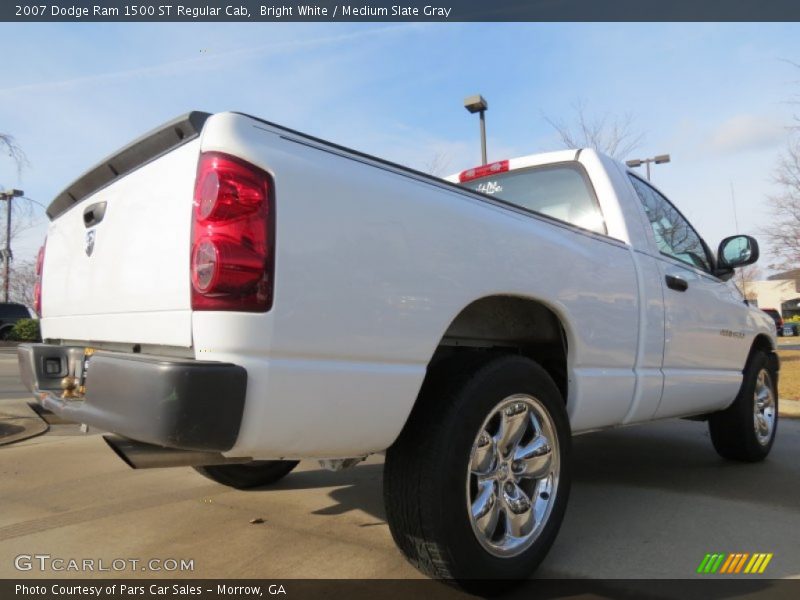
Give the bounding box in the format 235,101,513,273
15,584,286,597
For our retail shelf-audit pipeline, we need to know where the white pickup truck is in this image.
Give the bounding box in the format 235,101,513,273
19,111,778,583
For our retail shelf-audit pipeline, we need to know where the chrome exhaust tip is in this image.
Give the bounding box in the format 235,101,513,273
103,435,251,469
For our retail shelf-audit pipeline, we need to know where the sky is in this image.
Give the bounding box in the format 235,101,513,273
0,22,798,272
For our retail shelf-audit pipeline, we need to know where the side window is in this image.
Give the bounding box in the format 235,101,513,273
629,176,711,271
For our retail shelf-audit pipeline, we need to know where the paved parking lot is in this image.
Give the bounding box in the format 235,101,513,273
1,347,799,580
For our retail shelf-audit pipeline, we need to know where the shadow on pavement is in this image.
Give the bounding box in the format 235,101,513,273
572,420,800,511
0,421,25,437
261,463,388,521
243,420,799,533
0,402,49,446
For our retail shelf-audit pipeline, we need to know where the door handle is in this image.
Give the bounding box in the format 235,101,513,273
665,274,688,292
83,201,107,228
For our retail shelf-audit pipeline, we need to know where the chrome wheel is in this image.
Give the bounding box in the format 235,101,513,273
753,368,776,446
466,394,560,558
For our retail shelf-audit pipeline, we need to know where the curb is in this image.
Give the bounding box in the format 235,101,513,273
779,399,800,419
0,401,49,446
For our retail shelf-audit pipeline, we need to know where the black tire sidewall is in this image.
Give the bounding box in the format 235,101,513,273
432,357,572,580
741,352,779,455
710,350,778,461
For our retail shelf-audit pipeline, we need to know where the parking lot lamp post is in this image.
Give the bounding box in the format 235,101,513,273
464,95,489,165
625,154,671,181
0,188,24,302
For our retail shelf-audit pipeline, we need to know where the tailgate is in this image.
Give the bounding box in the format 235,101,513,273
40,115,208,347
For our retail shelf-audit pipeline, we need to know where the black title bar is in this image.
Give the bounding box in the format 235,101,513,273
4,0,800,22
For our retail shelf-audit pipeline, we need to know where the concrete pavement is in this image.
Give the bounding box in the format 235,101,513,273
1,348,799,580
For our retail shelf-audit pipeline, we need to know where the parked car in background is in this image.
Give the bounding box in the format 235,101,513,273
783,322,798,337
762,308,783,336
0,302,32,339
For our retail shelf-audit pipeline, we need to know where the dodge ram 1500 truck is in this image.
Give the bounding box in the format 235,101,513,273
18,111,778,583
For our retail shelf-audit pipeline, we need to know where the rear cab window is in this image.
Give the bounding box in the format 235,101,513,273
458,163,607,235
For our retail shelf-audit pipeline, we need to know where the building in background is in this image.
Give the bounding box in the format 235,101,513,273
744,269,800,318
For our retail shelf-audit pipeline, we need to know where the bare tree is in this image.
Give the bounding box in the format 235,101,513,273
0,132,28,175
2,131,39,309
9,259,37,310
783,59,800,130
544,100,645,160
423,152,451,177
763,137,800,271
735,263,763,302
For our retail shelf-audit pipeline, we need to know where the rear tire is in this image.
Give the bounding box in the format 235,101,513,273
709,350,778,462
384,353,571,583
194,460,299,489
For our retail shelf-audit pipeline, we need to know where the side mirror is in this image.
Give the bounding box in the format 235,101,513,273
716,235,759,273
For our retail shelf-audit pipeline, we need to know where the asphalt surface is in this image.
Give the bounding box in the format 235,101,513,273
1,347,799,580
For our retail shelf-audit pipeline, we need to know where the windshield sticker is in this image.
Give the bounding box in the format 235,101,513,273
476,181,503,195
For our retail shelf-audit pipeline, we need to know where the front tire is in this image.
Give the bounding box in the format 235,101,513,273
384,354,571,582
709,350,778,462
194,460,299,489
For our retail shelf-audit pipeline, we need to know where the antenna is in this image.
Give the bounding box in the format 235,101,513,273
730,181,740,233
729,181,750,303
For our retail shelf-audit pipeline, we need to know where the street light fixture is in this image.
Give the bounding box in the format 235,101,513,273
464,94,488,165
626,154,670,181
0,188,24,303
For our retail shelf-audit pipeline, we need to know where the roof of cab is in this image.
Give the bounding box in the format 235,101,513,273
444,149,584,184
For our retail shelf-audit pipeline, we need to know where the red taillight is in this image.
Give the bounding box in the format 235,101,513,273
458,160,510,183
191,152,273,312
34,240,46,316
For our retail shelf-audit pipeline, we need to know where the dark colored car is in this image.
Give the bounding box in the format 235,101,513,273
761,308,783,336
0,302,31,339
784,322,799,337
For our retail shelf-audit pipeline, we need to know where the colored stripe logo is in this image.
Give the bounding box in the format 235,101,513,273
697,553,773,574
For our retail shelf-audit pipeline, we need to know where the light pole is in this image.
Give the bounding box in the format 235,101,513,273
464,95,488,165
0,188,23,302
626,154,670,181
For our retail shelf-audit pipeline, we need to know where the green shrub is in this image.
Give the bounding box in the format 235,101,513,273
8,318,41,342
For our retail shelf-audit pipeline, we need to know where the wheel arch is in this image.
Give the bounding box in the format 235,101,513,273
425,294,570,402
745,333,779,388
750,333,777,366
751,333,775,356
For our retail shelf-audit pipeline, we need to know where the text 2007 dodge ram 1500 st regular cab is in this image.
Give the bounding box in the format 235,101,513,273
19,111,778,583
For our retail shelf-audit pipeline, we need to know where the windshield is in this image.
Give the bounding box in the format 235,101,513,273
459,164,606,234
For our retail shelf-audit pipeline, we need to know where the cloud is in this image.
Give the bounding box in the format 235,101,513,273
0,24,421,98
708,114,786,154
0,24,428,262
